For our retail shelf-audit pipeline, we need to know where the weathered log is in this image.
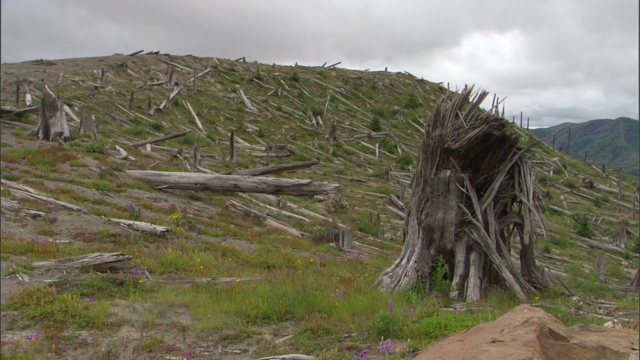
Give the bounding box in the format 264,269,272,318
128,50,144,56
258,355,314,360
131,130,192,148
238,88,257,112
2,179,84,212
235,159,319,176
32,253,132,269
108,218,171,236
126,170,340,196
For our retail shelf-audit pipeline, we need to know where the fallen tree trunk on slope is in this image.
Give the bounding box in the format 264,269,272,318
126,170,340,196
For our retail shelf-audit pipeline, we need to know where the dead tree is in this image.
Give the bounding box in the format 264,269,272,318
376,86,548,302
31,86,71,142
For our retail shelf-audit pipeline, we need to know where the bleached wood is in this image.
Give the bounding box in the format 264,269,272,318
109,218,171,236
126,170,340,196
183,101,205,133
238,88,258,112
32,253,132,269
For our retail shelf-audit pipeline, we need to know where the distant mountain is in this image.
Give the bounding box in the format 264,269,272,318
530,117,639,177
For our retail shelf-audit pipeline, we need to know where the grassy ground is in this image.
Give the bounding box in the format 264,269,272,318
1,54,638,359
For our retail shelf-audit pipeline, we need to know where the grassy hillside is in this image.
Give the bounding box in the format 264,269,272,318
530,117,640,177
1,54,638,359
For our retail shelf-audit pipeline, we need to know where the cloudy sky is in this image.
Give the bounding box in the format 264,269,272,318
1,0,638,127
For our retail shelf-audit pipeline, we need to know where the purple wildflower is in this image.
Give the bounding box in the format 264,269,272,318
433,294,440,299
471,308,477,314
452,306,458,311
389,300,394,314
2,341,8,346
180,351,191,357
357,349,368,360
86,295,96,302
26,331,41,341
378,339,393,354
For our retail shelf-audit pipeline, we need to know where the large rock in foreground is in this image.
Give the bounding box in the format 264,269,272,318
414,304,639,360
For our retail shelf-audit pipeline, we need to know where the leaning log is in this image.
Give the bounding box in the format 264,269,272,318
127,170,340,196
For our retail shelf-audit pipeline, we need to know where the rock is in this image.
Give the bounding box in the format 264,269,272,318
414,304,639,360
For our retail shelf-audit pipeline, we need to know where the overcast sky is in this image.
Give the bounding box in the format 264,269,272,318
1,0,638,127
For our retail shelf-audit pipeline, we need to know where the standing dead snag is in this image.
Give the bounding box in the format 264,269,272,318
376,86,548,302
31,86,71,142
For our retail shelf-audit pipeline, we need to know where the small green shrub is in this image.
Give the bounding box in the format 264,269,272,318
564,177,580,190
574,214,595,239
431,256,451,295
396,152,414,170
369,117,383,132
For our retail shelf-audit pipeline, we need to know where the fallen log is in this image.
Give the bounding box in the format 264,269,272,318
234,159,319,176
127,170,340,196
108,218,171,236
131,130,192,147
32,253,132,269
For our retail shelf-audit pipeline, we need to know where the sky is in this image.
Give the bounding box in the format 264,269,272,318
1,0,638,128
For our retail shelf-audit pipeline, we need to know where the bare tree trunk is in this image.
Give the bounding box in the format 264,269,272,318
31,86,71,142
376,86,547,302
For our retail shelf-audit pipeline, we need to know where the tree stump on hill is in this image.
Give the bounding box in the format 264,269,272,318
376,86,548,302
31,86,71,142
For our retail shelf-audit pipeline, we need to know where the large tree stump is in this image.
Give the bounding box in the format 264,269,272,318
31,85,71,142
376,86,547,302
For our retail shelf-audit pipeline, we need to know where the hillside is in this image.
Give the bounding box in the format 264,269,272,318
1,53,638,359
530,117,640,177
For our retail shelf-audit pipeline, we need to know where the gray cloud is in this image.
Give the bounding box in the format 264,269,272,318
1,0,637,127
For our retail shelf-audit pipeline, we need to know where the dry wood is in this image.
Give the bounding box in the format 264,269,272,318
183,101,205,133
238,88,258,112
570,233,625,253
156,277,260,284
126,170,340,196
32,253,132,269
131,130,192,147
377,86,547,302
238,193,309,223
114,145,136,160
108,218,171,236
187,68,211,83
2,179,84,212
156,57,192,72
1,198,47,218
234,159,319,176
0,106,39,117
128,50,144,56
78,115,99,140
31,86,71,142
258,355,314,360
227,199,303,237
